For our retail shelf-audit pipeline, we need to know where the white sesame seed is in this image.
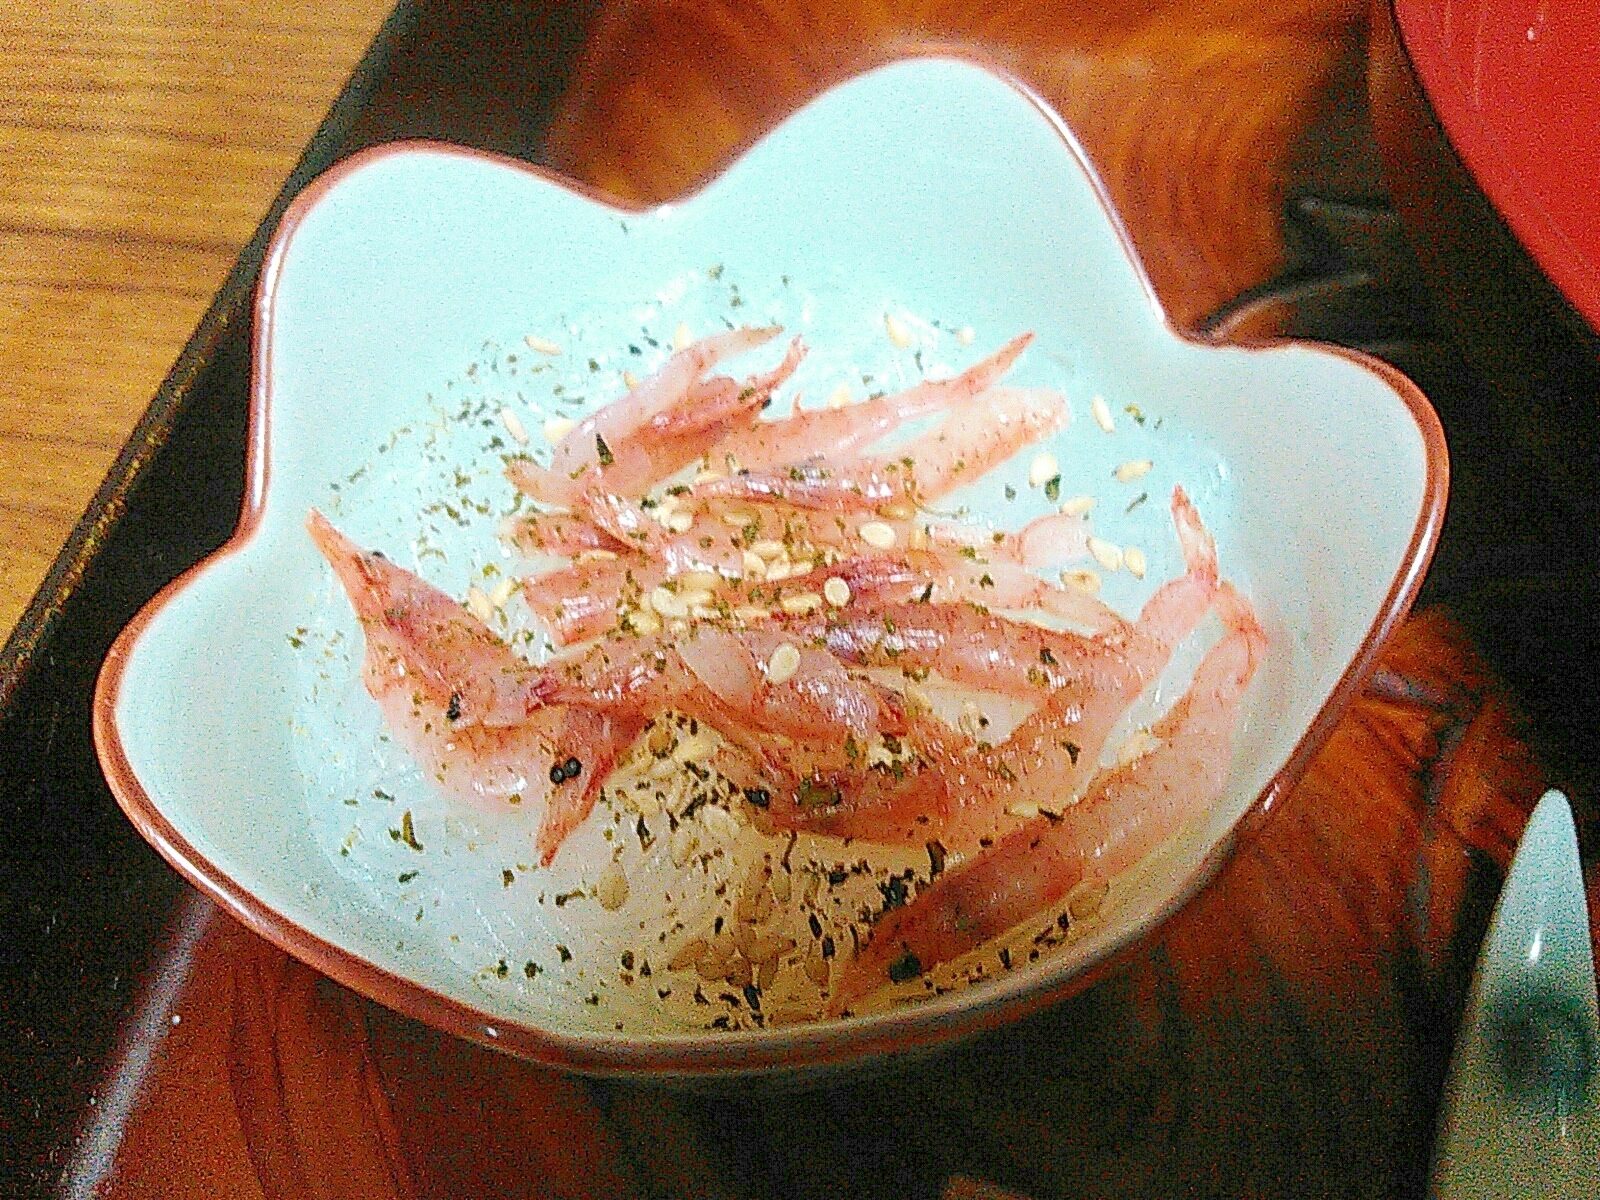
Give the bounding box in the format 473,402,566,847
573,548,619,564
1061,568,1102,594
649,586,689,619
884,312,913,348
750,539,785,560
669,937,709,971
955,326,976,346
859,521,896,550
1028,453,1059,488
542,415,576,444
958,700,985,738
1114,459,1153,483
673,322,693,351
669,826,700,867
1088,536,1124,572
681,570,719,592
1059,495,1096,517
826,384,852,409
487,576,518,608
674,728,716,765
665,510,695,534
766,643,802,684
1066,877,1109,921
622,370,640,390
779,592,822,616
692,468,722,485
1091,395,1115,433
732,605,771,622
1124,546,1147,579
823,577,851,607
1007,800,1040,819
596,861,629,911
678,587,715,609
700,804,741,843
628,608,661,636
465,585,492,622
741,550,767,579
720,510,757,527
524,334,562,355
499,407,529,445
1116,728,1161,766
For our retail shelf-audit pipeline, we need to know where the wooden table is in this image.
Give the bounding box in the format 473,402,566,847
0,0,394,641
2,2,1593,1197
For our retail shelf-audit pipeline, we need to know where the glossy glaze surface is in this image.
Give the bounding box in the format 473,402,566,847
1395,0,1600,332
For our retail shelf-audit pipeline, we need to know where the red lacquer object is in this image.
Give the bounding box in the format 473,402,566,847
1394,0,1600,335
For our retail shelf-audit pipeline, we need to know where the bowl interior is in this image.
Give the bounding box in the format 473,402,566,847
98,57,1444,1074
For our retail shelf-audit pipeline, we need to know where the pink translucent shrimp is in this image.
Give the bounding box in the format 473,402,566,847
756,487,1219,846
518,554,639,646
515,504,1103,648
697,385,1069,512
709,333,1033,472
828,580,1266,1014
504,509,627,558
536,624,908,780
825,544,1121,634
513,481,1085,570
307,510,545,727
308,510,642,866
313,509,908,802
505,328,802,507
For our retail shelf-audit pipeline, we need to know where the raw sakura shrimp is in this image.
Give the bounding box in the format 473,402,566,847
308,510,639,866
312,319,1264,1019
829,582,1264,1013
505,327,804,508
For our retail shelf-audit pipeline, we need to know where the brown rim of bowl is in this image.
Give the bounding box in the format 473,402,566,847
91,47,1450,1079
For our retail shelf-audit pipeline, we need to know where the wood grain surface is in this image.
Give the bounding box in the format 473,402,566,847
0,0,392,641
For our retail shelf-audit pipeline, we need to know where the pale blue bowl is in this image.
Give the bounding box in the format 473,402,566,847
94,57,1446,1077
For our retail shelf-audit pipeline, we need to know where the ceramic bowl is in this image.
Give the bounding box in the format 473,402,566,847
94,56,1447,1078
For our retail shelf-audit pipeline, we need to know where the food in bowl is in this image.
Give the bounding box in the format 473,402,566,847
308,324,1261,1022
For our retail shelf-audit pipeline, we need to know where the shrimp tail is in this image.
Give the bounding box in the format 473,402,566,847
506,327,794,506
698,384,1068,512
